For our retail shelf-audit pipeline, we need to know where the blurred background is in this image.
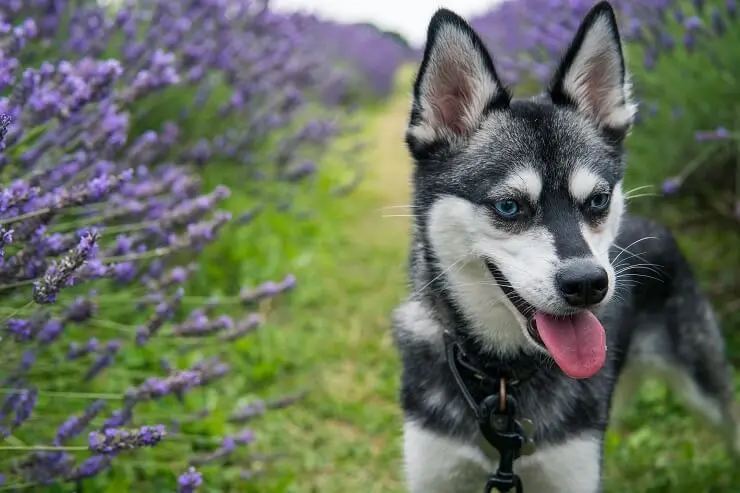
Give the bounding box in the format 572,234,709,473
0,0,738,491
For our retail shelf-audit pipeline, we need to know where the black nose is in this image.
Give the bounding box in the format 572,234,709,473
556,262,609,307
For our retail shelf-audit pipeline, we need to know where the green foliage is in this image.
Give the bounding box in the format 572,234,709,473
622,2,740,354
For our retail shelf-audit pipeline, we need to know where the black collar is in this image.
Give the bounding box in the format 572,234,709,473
443,329,540,418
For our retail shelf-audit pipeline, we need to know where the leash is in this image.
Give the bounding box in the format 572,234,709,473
444,331,537,493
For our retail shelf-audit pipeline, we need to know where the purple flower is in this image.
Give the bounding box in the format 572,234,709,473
230,401,267,424
695,127,731,141
661,177,683,195
173,313,233,337
15,451,73,484
55,400,106,445
83,340,121,381
221,313,262,342
178,466,203,492
68,337,100,359
239,274,296,303
125,370,204,403
6,318,31,342
66,455,111,481
64,297,97,323
88,424,166,454
101,406,134,430
0,227,12,258
33,230,99,304
683,16,702,31
233,428,256,445
13,387,37,427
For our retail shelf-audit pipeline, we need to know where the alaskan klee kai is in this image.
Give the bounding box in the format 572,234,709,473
392,2,740,492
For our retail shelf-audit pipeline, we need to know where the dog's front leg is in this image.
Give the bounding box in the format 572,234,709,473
403,420,493,493
516,432,603,493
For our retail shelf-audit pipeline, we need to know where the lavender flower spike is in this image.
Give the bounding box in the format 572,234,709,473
178,467,203,492
88,424,166,454
33,230,99,304
0,113,11,149
55,400,107,445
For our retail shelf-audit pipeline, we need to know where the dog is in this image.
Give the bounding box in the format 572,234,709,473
391,2,740,492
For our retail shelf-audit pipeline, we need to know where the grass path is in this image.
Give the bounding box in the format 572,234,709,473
234,76,416,493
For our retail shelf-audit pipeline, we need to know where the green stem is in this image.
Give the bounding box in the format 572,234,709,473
678,142,722,180
180,296,242,305
0,445,86,451
0,208,52,227
0,280,34,292
95,294,244,305
0,483,35,491
0,389,122,400
90,318,137,332
52,210,129,233
104,244,179,263
91,220,160,236
94,292,145,303
0,301,33,323
735,115,740,202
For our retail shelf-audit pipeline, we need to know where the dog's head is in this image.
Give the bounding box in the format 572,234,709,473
407,1,635,379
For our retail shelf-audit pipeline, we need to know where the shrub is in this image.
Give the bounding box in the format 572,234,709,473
0,0,398,490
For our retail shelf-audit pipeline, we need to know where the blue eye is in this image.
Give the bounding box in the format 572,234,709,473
493,199,520,218
588,193,611,210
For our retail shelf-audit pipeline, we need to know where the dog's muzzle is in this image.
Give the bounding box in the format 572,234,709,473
485,261,544,347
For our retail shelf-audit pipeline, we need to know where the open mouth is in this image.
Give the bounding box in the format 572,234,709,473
526,318,545,347
485,261,607,380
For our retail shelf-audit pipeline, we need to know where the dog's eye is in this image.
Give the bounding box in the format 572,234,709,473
492,199,520,218
587,192,611,211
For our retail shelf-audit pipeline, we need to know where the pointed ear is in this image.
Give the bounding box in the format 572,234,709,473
548,1,636,134
406,8,510,157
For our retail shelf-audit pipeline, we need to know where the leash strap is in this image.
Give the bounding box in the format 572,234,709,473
444,332,529,493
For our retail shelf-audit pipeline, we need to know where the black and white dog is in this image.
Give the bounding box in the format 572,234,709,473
392,2,740,491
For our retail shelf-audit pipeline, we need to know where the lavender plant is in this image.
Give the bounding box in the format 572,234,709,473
0,0,396,490
289,13,415,103
0,60,291,492
4,0,366,207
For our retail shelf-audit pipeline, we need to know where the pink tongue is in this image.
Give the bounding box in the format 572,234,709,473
534,311,606,379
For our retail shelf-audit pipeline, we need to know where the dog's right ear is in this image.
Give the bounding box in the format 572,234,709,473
406,9,510,158
548,1,635,134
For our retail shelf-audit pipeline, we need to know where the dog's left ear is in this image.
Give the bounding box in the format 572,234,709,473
549,1,636,134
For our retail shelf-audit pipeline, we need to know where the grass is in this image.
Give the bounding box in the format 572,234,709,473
190,66,740,493
190,72,414,493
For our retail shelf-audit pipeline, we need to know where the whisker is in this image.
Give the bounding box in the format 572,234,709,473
611,236,658,266
625,184,655,196
615,266,665,279
617,272,665,283
377,204,416,211
625,192,659,201
412,257,467,298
